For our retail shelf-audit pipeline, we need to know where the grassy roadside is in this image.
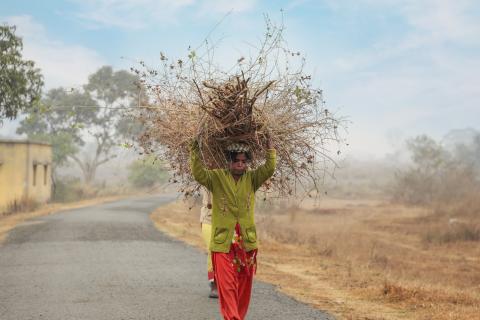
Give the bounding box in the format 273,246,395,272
0,194,132,244
150,199,480,320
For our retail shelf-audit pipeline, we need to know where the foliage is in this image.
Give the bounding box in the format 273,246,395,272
52,176,86,202
17,66,140,185
393,134,480,206
17,88,97,168
0,25,43,120
127,155,168,188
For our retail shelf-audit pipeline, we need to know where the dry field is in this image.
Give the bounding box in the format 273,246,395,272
150,196,480,320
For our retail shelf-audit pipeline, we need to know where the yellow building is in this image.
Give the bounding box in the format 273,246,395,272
0,139,52,214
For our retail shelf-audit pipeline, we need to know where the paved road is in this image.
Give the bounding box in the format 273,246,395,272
0,195,334,320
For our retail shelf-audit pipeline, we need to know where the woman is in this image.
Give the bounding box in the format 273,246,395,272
190,138,275,320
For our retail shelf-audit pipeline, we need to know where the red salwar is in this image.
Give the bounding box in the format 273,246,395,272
208,270,215,281
212,224,257,320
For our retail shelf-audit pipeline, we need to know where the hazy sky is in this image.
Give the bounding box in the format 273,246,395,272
1,0,479,158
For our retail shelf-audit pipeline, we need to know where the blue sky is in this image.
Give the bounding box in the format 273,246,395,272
1,0,479,158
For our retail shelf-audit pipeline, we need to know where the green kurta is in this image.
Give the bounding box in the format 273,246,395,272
190,142,276,253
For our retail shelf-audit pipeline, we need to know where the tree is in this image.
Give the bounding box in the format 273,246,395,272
17,88,98,179
0,25,43,120
78,66,140,184
17,66,139,185
393,135,446,204
393,134,480,206
453,133,480,179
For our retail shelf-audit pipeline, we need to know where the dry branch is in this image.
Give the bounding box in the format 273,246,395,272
131,18,344,198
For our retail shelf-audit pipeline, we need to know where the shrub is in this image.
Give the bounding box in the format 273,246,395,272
52,176,87,202
424,223,480,244
127,155,168,188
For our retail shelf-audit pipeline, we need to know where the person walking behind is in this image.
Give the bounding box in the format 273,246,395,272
199,187,218,298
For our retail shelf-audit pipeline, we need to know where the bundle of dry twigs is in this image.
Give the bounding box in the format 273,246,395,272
132,18,344,198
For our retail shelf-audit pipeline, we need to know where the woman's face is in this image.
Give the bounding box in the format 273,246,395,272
229,153,248,176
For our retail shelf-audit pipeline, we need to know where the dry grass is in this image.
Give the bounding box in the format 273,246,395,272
150,197,480,320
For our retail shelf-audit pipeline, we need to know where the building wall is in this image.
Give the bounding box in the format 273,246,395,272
0,140,52,213
26,143,52,204
0,142,28,212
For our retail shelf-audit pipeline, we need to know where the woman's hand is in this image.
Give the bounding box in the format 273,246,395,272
266,130,273,149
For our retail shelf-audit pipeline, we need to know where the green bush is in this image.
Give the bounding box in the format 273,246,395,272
127,155,168,188
52,176,86,202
